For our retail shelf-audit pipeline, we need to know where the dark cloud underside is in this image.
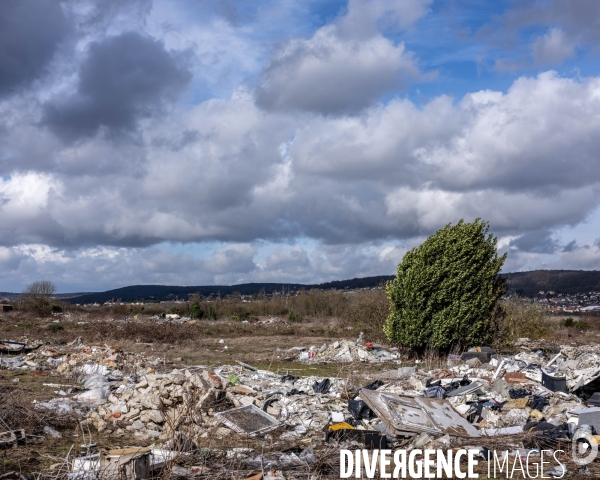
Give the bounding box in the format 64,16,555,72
43,32,192,141
0,0,70,97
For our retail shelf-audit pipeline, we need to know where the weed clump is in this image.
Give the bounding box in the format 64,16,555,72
560,317,590,330
206,306,217,320
560,317,575,327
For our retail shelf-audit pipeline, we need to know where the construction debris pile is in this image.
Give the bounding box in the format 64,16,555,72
5,337,600,477
0,338,166,373
77,364,349,448
276,337,401,363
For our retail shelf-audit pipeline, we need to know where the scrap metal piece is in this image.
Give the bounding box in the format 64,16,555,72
382,396,441,435
570,407,600,436
359,389,480,438
0,429,26,448
588,392,600,407
236,361,258,372
71,452,100,475
216,404,278,435
0,340,41,355
447,382,484,397
0,341,25,354
541,370,568,393
100,447,151,480
414,396,481,437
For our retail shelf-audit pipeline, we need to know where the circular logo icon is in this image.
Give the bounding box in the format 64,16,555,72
572,430,598,466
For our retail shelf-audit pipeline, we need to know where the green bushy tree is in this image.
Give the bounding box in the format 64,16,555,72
384,219,507,351
188,301,204,319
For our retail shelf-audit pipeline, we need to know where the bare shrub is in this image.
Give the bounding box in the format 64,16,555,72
0,384,78,434
493,296,553,350
423,347,442,370
289,289,348,318
341,287,389,343
86,321,201,345
20,280,56,313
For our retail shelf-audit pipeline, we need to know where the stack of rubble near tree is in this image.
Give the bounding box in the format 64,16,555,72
276,339,401,363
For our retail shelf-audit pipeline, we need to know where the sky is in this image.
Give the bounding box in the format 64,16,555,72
2,0,600,292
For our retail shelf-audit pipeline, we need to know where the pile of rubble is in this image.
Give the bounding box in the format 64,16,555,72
72,363,349,445
276,337,401,363
6,336,600,477
74,341,600,476
0,338,166,373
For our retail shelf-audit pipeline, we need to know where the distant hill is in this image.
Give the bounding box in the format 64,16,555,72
0,292,18,301
5,270,599,304
505,270,600,297
0,291,93,302
65,275,395,304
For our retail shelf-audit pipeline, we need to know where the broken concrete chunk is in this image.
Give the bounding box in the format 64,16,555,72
135,379,148,389
230,385,255,395
122,407,140,421
202,370,224,389
169,372,186,385
465,357,482,368
110,403,128,414
140,394,161,410
132,420,145,430
140,409,164,424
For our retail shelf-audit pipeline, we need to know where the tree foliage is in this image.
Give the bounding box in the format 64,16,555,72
21,280,57,313
384,219,507,351
188,301,204,319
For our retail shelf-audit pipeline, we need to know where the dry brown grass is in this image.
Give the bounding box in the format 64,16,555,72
1,387,60,434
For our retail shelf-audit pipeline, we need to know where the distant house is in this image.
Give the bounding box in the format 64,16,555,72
0,300,13,312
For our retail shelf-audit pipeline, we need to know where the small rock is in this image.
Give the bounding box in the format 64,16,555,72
140,394,161,410
43,426,62,438
230,385,254,395
135,379,148,389
169,373,186,385
215,427,231,437
140,409,164,424
465,358,481,368
132,420,145,430
57,363,70,374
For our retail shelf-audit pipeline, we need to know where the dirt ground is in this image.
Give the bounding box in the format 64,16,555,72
0,310,403,371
